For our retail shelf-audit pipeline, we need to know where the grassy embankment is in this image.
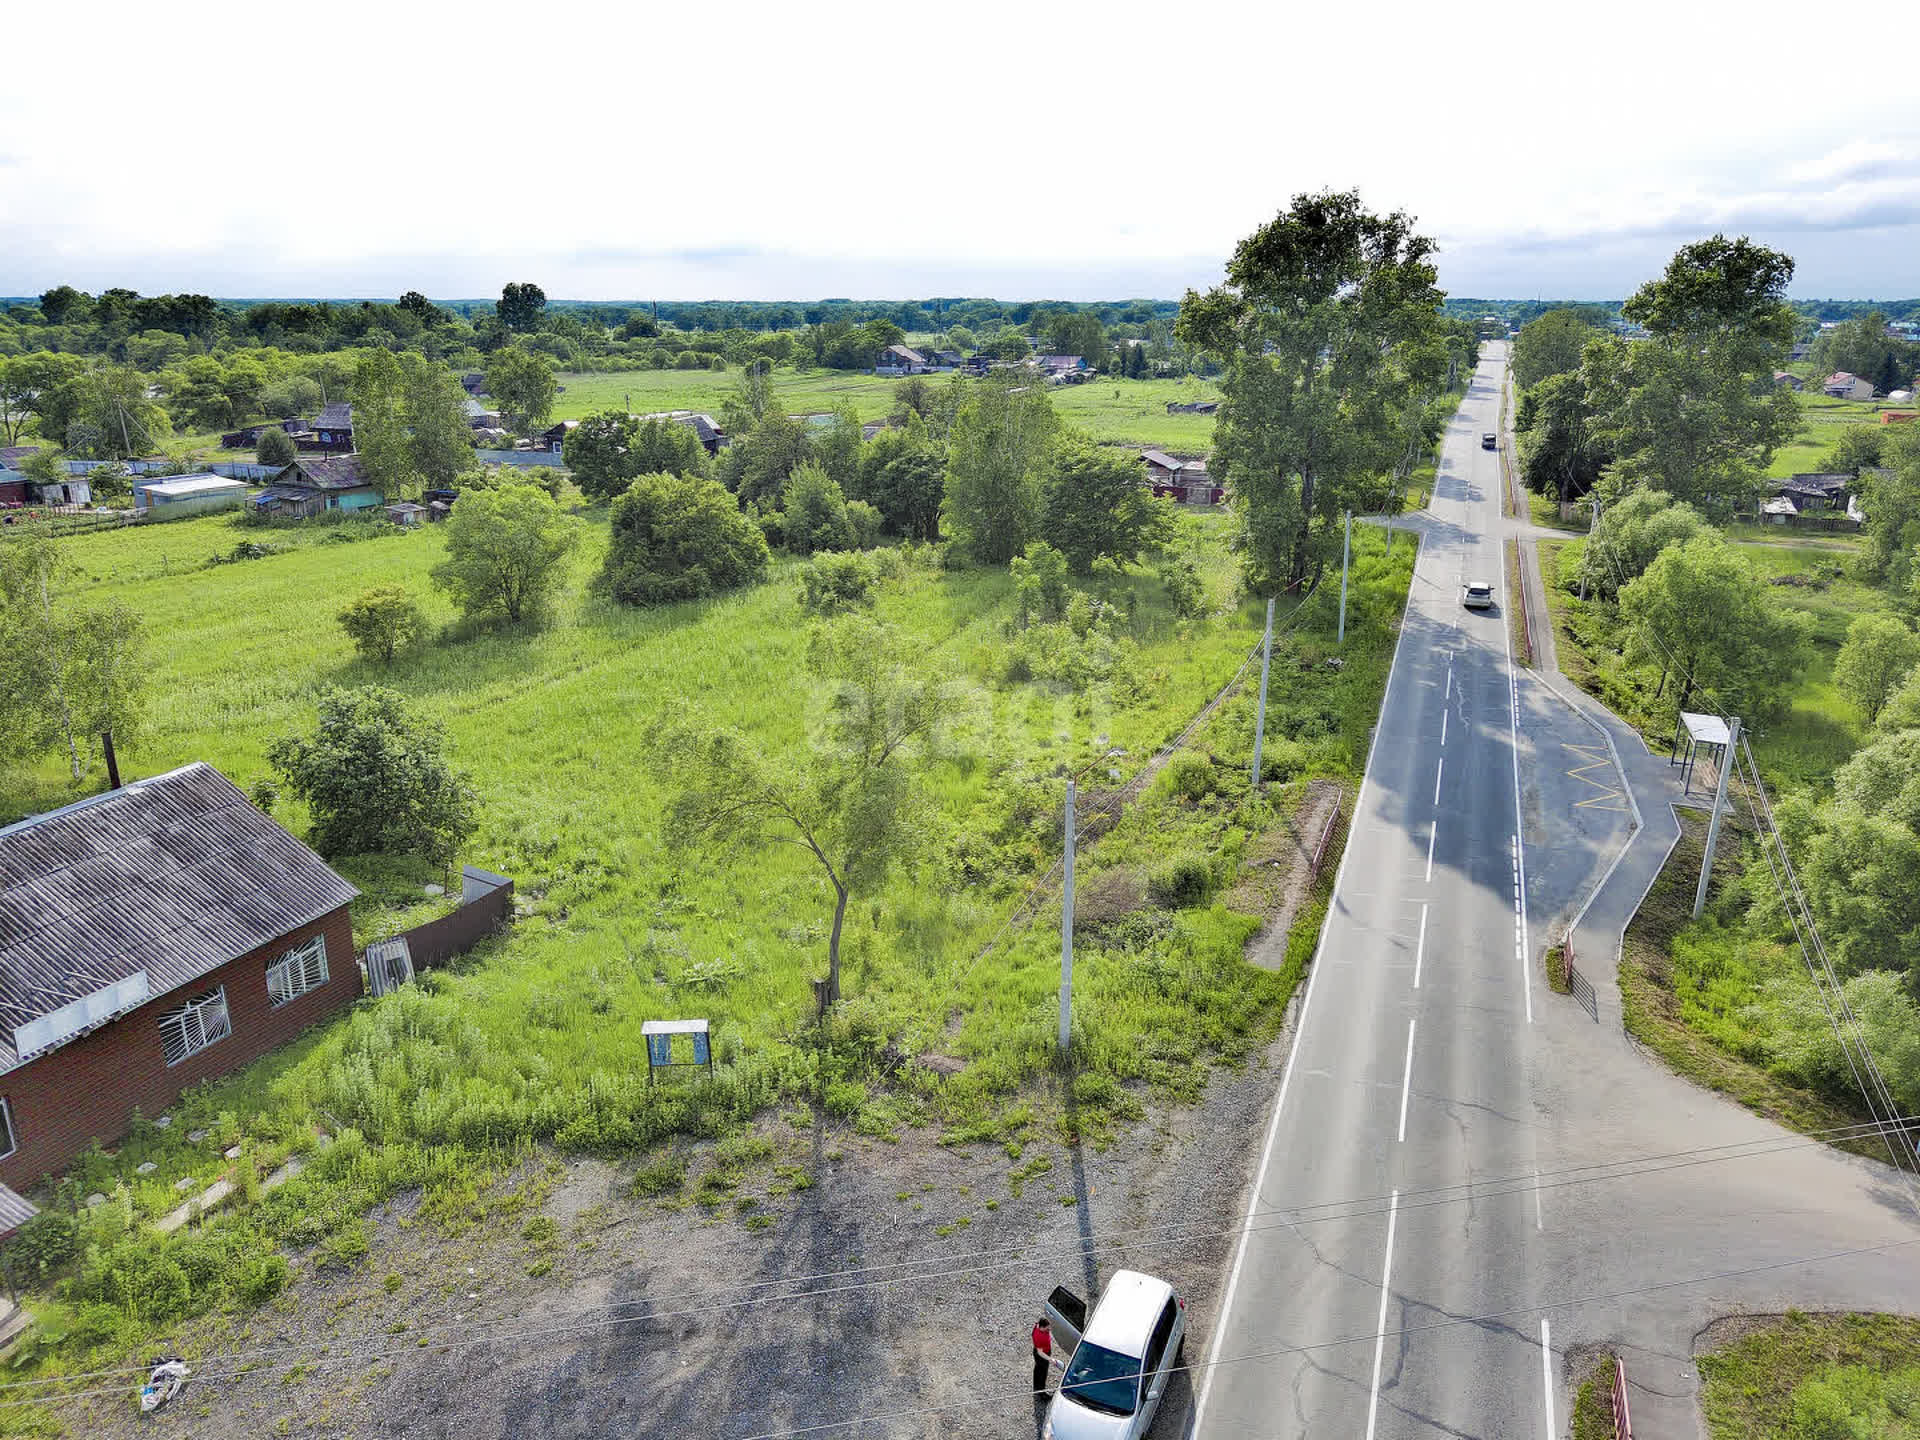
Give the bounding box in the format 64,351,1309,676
1765,390,1886,479
0,505,1414,1409
1699,1311,1920,1439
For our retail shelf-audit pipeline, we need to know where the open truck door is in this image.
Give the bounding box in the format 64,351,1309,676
1044,1284,1087,1353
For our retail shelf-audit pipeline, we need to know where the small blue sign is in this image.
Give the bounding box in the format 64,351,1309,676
646,1034,673,1068
691,1031,710,1067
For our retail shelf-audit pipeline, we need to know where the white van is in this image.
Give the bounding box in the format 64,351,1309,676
1043,1270,1188,1439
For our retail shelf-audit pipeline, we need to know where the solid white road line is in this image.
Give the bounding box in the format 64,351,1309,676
1398,1019,1416,1143
1426,822,1436,883
1499,526,1535,1025
1413,904,1428,989
1433,758,1444,807
1189,535,1430,1437
1540,1318,1556,1439
1364,1189,1402,1440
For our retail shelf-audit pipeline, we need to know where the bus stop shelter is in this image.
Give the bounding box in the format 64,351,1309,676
1672,711,1732,798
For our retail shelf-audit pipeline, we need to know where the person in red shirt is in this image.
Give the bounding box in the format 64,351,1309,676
1032,1315,1053,1394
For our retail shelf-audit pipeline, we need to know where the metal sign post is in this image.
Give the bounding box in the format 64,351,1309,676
1059,782,1075,1056
642,1019,715,1083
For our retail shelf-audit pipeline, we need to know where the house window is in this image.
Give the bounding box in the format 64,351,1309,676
0,1099,15,1161
266,934,329,1008
158,987,231,1066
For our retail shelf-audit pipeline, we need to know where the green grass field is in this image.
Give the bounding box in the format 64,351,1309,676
1766,390,1886,478
0,502,1417,1400
548,370,1222,453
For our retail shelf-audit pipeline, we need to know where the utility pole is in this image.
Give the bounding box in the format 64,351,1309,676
1579,498,1600,602
1693,716,1741,920
1058,780,1076,1055
1251,597,1275,786
1337,509,1353,645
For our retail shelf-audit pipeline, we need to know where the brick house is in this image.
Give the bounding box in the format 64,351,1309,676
0,763,359,1194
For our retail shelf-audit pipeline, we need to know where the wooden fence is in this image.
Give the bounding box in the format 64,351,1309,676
1309,797,1345,881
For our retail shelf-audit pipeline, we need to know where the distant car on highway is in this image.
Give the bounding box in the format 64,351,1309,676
1481,432,1497,449
1462,580,1495,610
1043,1270,1187,1440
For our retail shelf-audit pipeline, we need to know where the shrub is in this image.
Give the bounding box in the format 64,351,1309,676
674,351,703,370
781,463,855,556
822,1079,868,1118
430,484,580,624
8,1211,80,1280
631,1154,686,1197
604,471,772,606
256,426,297,467
67,1303,122,1350
847,500,883,549
797,552,875,614
1162,751,1216,801
235,1253,291,1305
1149,853,1212,908
1158,556,1207,618
1011,542,1071,625
337,585,426,664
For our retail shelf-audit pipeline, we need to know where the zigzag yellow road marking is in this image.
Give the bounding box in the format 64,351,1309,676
1564,743,1629,812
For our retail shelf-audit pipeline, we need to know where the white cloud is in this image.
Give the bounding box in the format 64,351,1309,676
1,0,1916,300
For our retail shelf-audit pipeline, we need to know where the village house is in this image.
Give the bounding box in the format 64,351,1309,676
1140,450,1222,505
874,344,932,377
296,402,355,453
1165,400,1220,415
538,420,579,453
1036,354,1092,383
1772,371,1803,391
1823,372,1878,401
633,411,726,455
460,372,487,396
0,763,360,1193
220,419,309,450
0,447,91,508
251,454,384,518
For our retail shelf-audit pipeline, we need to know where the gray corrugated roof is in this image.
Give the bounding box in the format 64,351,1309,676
0,1183,36,1234
0,764,357,1070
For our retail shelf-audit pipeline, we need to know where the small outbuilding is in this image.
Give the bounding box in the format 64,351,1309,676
134,473,253,515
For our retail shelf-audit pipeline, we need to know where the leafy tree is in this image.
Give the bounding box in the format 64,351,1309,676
943,379,1057,564
797,552,876,614
1833,614,1920,724
397,291,440,327
1576,488,1714,600
814,403,864,495
1516,369,1608,504
1510,308,1602,391
730,409,812,510
256,426,297,467
1818,424,1886,477
1617,535,1807,722
1809,309,1920,395
497,282,547,333
350,350,413,494
38,285,92,326
893,376,933,420
68,602,145,788
1045,311,1106,368
720,360,777,436
1177,190,1449,590
431,484,579,624
1583,235,1799,509
603,471,771,605
1042,433,1174,572
659,619,950,1008
267,687,476,865
1855,427,1920,585
984,327,1032,363
403,357,476,488
563,410,641,498
50,365,171,459
338,586,427,664
0,353,85,447
782,462,855,556
484,346,557,433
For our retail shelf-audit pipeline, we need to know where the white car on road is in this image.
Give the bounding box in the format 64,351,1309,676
1043,1270,1188,1440
1462,579,1495,610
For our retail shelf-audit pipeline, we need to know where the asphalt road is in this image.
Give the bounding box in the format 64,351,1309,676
1192,345,1920,1440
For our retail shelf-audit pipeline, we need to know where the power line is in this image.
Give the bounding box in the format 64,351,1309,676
5,1113,1910,1405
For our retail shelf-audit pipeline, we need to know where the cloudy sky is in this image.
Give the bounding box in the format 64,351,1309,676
3,0,1916,304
